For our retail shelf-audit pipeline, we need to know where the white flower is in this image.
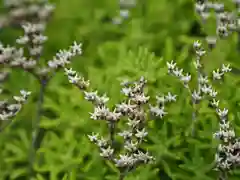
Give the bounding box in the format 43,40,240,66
95,94,109,105
217,108,228,118
120,9,129,19
213,69,224,80
193,40,202,50
193,59,202,69
166,60,177,70
87,133,99,142
115,102,136,114
64,68,76,76
127,119,140,127
211,99,220,107
133,150,154,164
201,84,212,94
16,35,29,44
164,92,177,102
198,75,208,84
196,49,206,57
135,128,148,139
118,130,133,139
192,90,202,101
100,146,114,158
48,60,59,68
180,73,191,84
209,89,218,98
97,137,108,147
149,105,167,119
172,67,183,77
84,91,98,101
20,90,31,97
114,154,135,167
90,106,110,120
132,94,150,104
32,34,48,44
70,41,82,55
13,96,26,103
0,112,10,121
68,74,80,84
156,95,165,104
124,141,138,152
221,64,232,73
121,87,132,96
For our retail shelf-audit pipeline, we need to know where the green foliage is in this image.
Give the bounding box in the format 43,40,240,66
1,0,240,180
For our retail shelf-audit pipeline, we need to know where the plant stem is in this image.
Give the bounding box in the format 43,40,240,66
118,167,130,180
29,79,46,176
119,171,127,180
119,174,125,180
219,170,228,180
185,84,197,136
141,0,146,17
191,102,197,136
108,122,115,147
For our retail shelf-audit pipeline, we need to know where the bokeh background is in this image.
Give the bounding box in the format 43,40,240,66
1,0,240,179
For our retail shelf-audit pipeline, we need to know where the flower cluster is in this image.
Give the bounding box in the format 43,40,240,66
166,40,231,137
65,66,178,177
214,107,240,171
149,92,177,119
167,40,231,100
48,42,82,70
0,23,82,84
1,0,55,28
0,0,82,139
195,0,240,49
0,0,55,96
85,77,156,173
0,90,30,123
195,0,224,21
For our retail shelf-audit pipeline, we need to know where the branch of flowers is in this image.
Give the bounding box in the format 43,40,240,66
213,97,240,179
0,90,31,132
167,39,232,137
0,1,85,176
1,0,55,28
0,19,83,175
192,40,206,135
195,0,240,75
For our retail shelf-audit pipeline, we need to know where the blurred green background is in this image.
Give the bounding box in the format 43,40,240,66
1,0,240,179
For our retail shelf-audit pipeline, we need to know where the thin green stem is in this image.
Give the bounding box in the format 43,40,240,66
119,170,127,180
29,79,46,177
219,170,228,180
108,122,116,147
119,174,125,180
